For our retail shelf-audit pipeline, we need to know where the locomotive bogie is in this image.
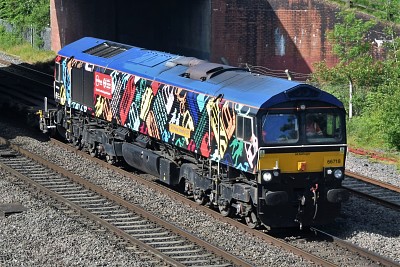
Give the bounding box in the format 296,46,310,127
39,37,349,229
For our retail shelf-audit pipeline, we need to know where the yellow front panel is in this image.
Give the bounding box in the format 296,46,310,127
259,150,345,172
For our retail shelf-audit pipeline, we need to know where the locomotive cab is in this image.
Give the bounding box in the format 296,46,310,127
257,100,348,228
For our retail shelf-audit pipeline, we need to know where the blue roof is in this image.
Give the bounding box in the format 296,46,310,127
58,37,343,110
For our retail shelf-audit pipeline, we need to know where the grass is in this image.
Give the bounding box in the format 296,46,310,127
2,42,55,64
348,137,400,167
347,119,400,168
0,29,55,64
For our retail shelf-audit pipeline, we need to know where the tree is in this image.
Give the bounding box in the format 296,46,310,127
312,10,377,118
312,10,400,150
0,0,50,30
328,11,376,64
0,0,50,48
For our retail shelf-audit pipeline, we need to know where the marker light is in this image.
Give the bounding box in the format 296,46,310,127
263,172,273,182
334,169,343,179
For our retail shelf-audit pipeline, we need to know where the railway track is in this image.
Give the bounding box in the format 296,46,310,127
44,137,399,267
5,130,395,266
0,58,53,85
309,228,400,267
343,170,400,210
1,132,399,266
0,137,251,267
0,58,55,111
1,56,399,266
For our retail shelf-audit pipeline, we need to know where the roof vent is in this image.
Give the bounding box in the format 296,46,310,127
185,63,224,81
166,56,206,68
84,42,130,58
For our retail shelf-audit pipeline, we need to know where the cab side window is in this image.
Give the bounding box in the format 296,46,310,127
236,115,253,141
55,62,61,82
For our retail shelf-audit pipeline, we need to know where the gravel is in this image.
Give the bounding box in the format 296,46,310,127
0,118,399,266
0,171,146,266
321,153,400,264
0,121,311,266
0,52,22,65
346,153,400,187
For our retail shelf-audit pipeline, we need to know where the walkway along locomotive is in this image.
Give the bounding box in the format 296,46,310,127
39,37,349,229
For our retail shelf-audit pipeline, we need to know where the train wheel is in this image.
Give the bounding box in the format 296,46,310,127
245,211,260,229
73,137,82,149
193,189,207,205
176,178,186,194
218,202,232,217
89,144,97,157
56,125,67,140
106,154,116,165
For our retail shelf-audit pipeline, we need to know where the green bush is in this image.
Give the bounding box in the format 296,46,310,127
312,10,400,153
330,0,400,23
0,0,50,30
0,0,50,49
381,87,400,150
0,26,23,49
0,26,55,63
347,113,386,149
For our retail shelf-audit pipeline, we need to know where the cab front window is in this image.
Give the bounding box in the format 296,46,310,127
306,112,344,143
261,114,299,144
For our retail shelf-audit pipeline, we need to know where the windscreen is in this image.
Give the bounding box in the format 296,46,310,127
261,111,345,145
261,114,299,144
305,112,344,143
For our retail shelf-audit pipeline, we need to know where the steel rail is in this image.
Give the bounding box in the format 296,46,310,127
0,58,53,83
345,170,400,193
49,139,338,267
0,137,253,267
344,171,400,210
311,228,400,267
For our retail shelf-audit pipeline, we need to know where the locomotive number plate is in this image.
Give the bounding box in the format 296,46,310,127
324,157,343,166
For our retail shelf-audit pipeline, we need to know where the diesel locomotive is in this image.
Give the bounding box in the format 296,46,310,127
39,37,349,229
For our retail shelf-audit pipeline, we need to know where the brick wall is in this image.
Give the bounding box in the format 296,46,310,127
51,0,118,51
50,0,60,51
211,0,341,77
51,0,390,78
50,0,210,59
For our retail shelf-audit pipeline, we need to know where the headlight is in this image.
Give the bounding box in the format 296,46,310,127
263,172,273,182
334,169,343,179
